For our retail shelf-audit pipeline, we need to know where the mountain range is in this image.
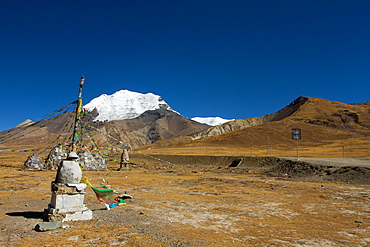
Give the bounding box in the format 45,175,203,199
1,90,369,158
84,90,232,126
192,96,370,139
141,96,370,157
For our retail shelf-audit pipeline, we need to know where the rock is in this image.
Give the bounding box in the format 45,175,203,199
34,221,61,232
55,160,82,184
67,235,79,241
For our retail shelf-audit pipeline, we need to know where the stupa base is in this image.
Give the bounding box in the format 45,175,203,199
45,206,93,222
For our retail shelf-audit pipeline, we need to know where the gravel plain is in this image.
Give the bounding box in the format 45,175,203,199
0,154,369,246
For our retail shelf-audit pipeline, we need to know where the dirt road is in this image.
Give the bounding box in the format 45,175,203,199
150,154,370,185
281,157,370,167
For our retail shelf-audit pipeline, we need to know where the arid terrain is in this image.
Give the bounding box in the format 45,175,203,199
1,96,369,246
0,153,369,246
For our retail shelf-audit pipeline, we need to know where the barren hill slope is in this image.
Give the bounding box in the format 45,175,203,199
192,96,370,139
0,112,75,148
139,97,370,157
0,108,210,150
1,96,369,157
98,108,210,147
284,97,370,131
191,96,308,139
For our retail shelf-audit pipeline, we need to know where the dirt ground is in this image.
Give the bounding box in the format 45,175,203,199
151,155,370,185
0,154,369,246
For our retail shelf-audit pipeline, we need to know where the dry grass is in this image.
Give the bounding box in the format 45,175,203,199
139,98,370,158
143,139,370,158
1,97,370,245
0,164,369,246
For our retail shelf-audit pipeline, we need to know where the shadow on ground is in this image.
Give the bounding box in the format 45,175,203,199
6,211,44,219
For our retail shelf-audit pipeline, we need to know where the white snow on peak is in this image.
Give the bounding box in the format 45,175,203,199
191,117,234,126
84,90,175,122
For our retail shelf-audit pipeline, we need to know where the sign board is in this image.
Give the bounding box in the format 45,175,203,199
291,129,301,140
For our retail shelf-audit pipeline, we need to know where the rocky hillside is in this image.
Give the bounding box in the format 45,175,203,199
96,108,210,147
2,96,369,154
138,97,370,158
192,96,370,139
0,108,210,149
284,97,370,131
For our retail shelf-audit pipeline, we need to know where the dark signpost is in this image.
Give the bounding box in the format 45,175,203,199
291,129,301,160
291,129,301,140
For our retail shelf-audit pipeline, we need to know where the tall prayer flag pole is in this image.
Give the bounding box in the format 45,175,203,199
72,76,85,151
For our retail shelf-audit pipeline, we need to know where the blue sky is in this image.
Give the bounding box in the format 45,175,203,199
1,0,369,131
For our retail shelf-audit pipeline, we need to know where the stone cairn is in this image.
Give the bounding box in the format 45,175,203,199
45,146,107,170
45,146,69,170
45,152,93,222
78,151,107,170
23,155,45,170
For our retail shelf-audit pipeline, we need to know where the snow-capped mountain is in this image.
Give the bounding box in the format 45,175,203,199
191,117,234,126
84,90,176,122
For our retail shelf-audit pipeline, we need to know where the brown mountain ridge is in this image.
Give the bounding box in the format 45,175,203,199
95,108,210,148
0,108,210,150
192,96,370,139
138,97,370,158
1,96,369,158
